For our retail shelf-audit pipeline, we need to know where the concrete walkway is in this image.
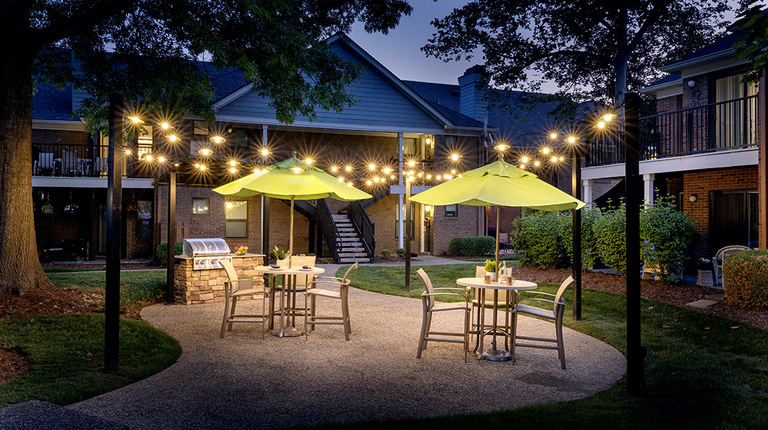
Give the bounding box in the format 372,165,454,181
59,257,625,429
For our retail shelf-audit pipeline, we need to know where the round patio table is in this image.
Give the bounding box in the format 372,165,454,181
255,265,324,337
456,277,537,361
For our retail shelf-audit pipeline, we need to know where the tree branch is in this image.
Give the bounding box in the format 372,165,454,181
628,0,669,53
31,0,140,48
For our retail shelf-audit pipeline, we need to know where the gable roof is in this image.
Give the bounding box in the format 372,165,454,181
660,32,739,73
404,80,570,148
33,83,77,121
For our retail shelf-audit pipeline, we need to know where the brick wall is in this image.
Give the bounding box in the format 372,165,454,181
432,204,480,255
656,95,682,114
32,129,91,145
682,167,758,255
682,75,708,109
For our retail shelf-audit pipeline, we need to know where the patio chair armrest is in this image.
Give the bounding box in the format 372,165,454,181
433,287,469,293
518,291,556,299
517,297,559,306
422,292,470,301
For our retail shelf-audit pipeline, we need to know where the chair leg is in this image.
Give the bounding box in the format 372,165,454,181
220,295,231,338
341,294,351,341
556,318,566,369
228,297,238,332
417,305,429,358
423,312,433,350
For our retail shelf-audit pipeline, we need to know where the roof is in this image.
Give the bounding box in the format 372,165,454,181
641,72,682,93
32,83,77,121
660,32,739,72
404,80,569,147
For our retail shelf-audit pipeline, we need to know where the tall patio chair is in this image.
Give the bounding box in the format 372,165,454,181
712,245,751,288
220,259,269,338
416,268,471,362
60,150,79,176
305,262,357,340
512,275,574,369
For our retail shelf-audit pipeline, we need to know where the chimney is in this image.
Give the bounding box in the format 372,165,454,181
458,65,488,121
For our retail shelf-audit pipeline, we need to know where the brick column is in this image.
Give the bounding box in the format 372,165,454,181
759,73,767,249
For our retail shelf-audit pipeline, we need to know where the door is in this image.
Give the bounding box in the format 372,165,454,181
710,190,758,254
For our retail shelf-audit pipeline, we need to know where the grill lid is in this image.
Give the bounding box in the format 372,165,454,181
182,238,231,257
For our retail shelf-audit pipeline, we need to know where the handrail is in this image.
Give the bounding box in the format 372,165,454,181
32,142,152,177
317,199,341,263
348,201,375,261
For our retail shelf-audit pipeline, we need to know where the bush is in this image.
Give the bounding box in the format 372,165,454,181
511,210,563,268
560,207,601,270
594,201,628,274
156,241,183,264
380,249,392,257
447,236,496,256
722,249,768,309
395,248,405,256
640,196,695,282
121,278,166,309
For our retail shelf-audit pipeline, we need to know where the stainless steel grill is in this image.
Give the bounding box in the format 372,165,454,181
182,238,232,270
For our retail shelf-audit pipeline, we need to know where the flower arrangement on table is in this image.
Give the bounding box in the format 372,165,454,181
484,259,497,274
234,246,248,255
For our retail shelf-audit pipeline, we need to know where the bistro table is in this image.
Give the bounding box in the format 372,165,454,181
456,277,537,361
255,265,324,338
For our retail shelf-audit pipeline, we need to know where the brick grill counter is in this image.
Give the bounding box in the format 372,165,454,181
174,253,266,304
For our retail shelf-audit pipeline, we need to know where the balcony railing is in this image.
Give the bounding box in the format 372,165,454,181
587,95,759,167
32,143,154,178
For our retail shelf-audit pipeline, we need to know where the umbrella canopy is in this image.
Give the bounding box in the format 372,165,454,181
213,157,372,263
410,159,585,211
411,159,585,275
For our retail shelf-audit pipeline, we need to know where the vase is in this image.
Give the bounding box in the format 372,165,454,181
277,257,290,268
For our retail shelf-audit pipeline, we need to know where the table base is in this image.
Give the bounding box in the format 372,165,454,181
271,327,304,338
478,348,513,362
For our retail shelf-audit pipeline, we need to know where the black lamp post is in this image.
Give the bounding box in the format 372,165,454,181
105,93,123,371
166,166,176,304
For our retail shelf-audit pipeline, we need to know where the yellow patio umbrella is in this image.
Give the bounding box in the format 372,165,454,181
410,159,585,276
213,157,372,265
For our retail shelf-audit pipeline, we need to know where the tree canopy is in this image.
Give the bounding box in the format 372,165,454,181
0,0,411,295
732,2,768,84
423,0,745,107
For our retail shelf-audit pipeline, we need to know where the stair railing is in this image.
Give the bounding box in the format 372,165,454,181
348,201,375,261
317,199,342,262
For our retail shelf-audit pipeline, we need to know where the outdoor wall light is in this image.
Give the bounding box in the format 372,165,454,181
688,80,696,87
209,135,226,144
689,193,698,202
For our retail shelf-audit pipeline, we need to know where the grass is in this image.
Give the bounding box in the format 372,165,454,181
47,270,167,309
0,314,180,408
336,264,768,429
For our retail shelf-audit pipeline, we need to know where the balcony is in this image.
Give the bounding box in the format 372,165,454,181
587,95,759,167
32,143,154,178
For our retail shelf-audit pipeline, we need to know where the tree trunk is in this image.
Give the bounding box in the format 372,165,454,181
614,2,629,108
0,49,54,295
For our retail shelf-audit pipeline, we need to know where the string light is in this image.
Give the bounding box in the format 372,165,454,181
383,167,391,174
210,135,226,144
338,177,344,182
549,132,558,139
407,160,416,167
161,122,170,129
229,167,237,173
331,166,338,172
451,153,459,161
368,163,376,171
229,160,237,166
345,165,352,172
261,148,269,156
305,158,314,165
168,135,178,142
125,149,132,156
158,156,165,163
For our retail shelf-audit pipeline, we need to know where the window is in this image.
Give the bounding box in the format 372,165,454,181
225,200,247,238
714,75,758,149
137,126,153,160
192,198,210,215
445,204,458,217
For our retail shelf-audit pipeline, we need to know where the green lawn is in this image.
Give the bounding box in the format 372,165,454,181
46,270,166,292
335,264,768,429
0,314,180,408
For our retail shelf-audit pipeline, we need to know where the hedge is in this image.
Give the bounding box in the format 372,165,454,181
156,241,183,263
722,249,768,309
448,236,496,256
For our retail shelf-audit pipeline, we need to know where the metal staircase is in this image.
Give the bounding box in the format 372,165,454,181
333,213,373,263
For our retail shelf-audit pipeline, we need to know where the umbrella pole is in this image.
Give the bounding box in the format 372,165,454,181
289,196,294,268
495,206,500,280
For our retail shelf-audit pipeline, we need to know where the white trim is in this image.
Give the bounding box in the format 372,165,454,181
640,78,682,94
644,174,655,206
212,83,254,110
32,119,86,131
660,49,734,72
214,114,452,135
31,177,154,189
582,147,758,180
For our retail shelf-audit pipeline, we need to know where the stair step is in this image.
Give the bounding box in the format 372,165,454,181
336,222,353,227
338,233,358,237
332,215,350,220
339,247,365,252
338,252,369,257
339,258,371,263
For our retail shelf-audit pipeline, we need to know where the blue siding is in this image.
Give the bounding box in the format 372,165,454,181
217,44,445,130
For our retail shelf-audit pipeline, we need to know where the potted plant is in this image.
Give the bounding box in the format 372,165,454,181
64,203,79,215
484,259,497,280
269,246,290,267
41,202,54,217
696,257,714,287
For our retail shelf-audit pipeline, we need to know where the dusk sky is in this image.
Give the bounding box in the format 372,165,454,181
348,1,475,87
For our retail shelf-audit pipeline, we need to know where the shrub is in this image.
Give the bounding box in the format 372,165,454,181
557,207,601,270
640,196,695,282
593,201,627,274
156,241,183,263
511,210,564,268
121,278,165,309
380,249,392,257
722,249,768,309
447,236,496,256
395,248,405,256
